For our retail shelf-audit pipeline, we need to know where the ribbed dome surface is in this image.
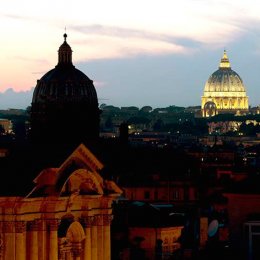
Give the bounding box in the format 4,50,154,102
201,51,249,117
204,69,246,94
32,34,98,106
32,66,98,106
203,51,247,97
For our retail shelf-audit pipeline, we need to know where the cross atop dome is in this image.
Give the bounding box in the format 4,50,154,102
63,33,67,42
219,50,231,69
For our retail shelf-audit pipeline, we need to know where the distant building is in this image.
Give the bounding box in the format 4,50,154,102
112,202,184,260
123,179,198,205
201,51,249,117
249,106,260,115
129,132,170,147
0,118,12,134
0,148,9,158
224,191,260,259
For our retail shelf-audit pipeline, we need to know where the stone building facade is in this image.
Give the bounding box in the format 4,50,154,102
0,144,122,260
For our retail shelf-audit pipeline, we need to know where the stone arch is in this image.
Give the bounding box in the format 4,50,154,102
204,101,217,117
66,221,85,243
58,214,75,237
56,157,93,192
58,221,85,260
60,168,104,196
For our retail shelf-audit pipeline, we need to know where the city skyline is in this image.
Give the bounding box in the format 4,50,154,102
1,1,260,109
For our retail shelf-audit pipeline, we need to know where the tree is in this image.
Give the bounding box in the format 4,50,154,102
127,116,150,125
140,106,153,113
153,119,164,131
105,116,113,129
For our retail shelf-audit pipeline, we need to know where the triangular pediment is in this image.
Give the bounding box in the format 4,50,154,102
28,144,104,197
59,143,103,173
27,143,122,198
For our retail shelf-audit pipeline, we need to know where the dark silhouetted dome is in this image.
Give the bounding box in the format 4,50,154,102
32,34,98,107
32,66,98,106
31,34,100,143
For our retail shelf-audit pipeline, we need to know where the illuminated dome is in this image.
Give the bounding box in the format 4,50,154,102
31,34,100,143
201,51,249,117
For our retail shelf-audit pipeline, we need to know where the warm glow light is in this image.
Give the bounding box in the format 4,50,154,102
1,0,260,93
202,51,249,117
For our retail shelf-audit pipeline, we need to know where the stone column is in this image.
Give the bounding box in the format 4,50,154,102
48,219,59,260
58,238,65,260
27,220,39,260
91,216,98,260
3,221,15,260
103,215,113,260
62,241,72,260
72,242,82,260
58,250,65,260
0,223,3,260
96,215,103,260
65,251,72,260
15,221,26,260
81,216,93,260
37,220,46,260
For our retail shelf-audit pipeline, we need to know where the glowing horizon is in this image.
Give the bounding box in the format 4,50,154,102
1,0,260,107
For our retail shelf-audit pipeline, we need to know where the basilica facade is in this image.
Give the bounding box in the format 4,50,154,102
201,51,249,117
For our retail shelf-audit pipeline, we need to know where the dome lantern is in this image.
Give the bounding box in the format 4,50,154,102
58,33,73,65
219,50,231,69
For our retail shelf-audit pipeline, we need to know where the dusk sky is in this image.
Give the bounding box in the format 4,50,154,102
1,0,260,109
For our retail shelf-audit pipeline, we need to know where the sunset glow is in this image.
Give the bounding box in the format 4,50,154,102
1,0,260,107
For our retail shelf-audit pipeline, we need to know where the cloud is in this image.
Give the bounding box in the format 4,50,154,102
0,88,34,109
2,0,260,106
13,56,50,65
70,24,195,61
1,13,31,21
94,81,107,88
70,16,252,60
69,20,247,63
72,24,202,47
31,71,48,75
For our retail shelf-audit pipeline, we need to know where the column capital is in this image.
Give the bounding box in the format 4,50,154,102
27,219,41,231
103,214,113,226
80,216,94,228
15,221,26,233
3,221,14,233
47,219,60,231
92,215,103,226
